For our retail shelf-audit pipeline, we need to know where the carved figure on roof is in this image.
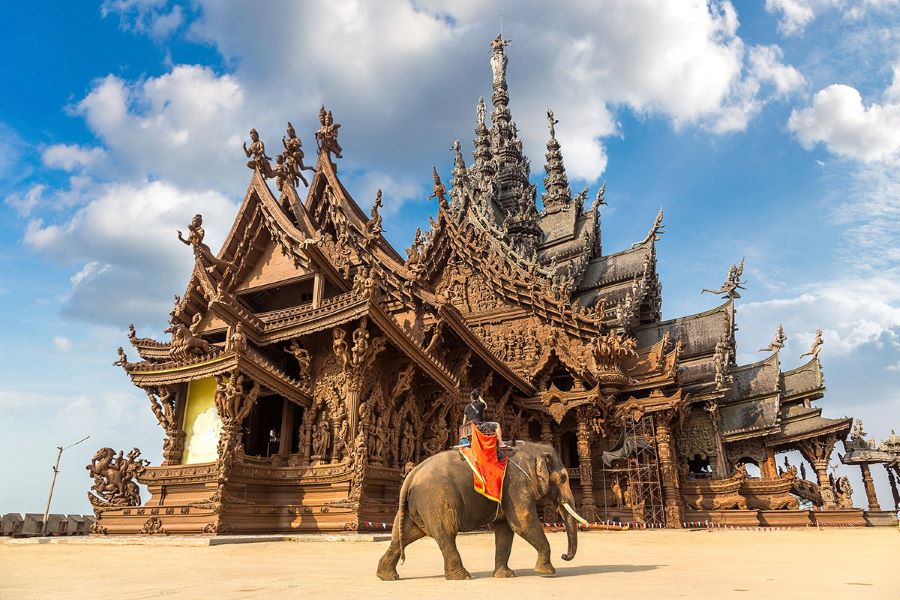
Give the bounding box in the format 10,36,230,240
489,33,511,86
281,121,314,185
431,166,448,209
226,323,247,353
128,324,136,339
476,97,486,126
177,214,236,274
592,182,607,210
332,328,351,372
366,190,384,240
851,418,866,442
315,106,343,160
800,328,823,360
635,208,665,248
285,339,311,381
759,324,787,352
243,128,275,178
714,338,733,390
702,258,745,299
352,265,377,298
546,109,558,138
166,322,211,361
113,346,128,367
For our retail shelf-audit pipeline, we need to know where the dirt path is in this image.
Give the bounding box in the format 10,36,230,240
1,529,897,599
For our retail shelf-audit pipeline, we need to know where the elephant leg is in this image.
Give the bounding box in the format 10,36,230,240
376,519,426,581
434,532,471,580
492,520,515,578
507,512,554,575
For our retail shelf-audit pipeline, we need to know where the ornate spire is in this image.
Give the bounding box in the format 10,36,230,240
542,108,571,211
450,140,467,209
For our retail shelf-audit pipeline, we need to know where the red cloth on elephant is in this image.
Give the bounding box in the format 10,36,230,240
458,426,507,503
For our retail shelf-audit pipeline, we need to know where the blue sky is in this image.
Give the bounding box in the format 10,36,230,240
2,0,899,515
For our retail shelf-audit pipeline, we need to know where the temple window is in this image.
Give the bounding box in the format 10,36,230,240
737,457,761,478
688,453,712,479
243,395,288,457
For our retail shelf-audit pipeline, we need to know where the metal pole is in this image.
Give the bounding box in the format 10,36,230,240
41,436,90,537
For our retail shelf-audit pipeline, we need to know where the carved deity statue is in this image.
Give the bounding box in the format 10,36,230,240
476,97,486,126
277,121,314,190
366,190,384,240
177,214,236,274
760,324,787,352
489,33,511,87
112,346,128,367
166,322,211,361
243,128,275,178
833,475,854,509
546,108,558,138
800,328,824,360
312,416,331,459
285,339,312,381
315,106,343,160
86,447,149,507
332,328,351,371
400,422,415,465
702,258,745,299
431,166,448,209
225,323,247,353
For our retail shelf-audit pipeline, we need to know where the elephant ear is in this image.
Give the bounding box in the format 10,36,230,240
535,452,552,497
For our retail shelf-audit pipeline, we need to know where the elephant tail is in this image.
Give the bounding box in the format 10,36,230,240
396,462,418,564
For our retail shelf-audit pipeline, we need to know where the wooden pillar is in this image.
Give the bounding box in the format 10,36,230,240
887,466,900,510
312,273,324,308
655,414,684,528
797,435,838,510
763,447,777,479
278,400,293,456
575,408,596,521
813,459,836,509
859,463,880,511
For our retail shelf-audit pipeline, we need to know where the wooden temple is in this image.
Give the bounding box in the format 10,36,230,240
89,36,863,534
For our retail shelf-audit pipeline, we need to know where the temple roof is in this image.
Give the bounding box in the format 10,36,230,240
781,358,825,402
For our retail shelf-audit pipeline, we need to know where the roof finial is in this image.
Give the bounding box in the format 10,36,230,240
476,97,486,126
547,108,558,139
490,33,511,91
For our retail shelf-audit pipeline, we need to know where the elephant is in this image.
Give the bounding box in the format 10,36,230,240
376,441,586,580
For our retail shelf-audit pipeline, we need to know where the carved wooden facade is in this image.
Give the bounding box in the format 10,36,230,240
92,37,857,534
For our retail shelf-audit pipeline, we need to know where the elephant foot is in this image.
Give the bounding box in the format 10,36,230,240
493,566,516,578
376,569,399,581
534,562,556,576
445,568,472,580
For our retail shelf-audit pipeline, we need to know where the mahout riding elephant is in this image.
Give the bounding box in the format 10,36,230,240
376,441,587,580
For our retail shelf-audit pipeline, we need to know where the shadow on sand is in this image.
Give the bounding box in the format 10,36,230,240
400,564,662,581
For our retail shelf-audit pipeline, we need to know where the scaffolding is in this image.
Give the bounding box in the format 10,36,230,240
623,414,666,527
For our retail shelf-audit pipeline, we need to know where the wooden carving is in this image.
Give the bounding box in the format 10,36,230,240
86,447,149,507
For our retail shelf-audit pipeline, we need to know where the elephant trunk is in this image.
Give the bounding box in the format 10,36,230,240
558,482,579,561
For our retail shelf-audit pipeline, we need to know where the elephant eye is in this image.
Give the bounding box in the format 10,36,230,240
559,472,567,484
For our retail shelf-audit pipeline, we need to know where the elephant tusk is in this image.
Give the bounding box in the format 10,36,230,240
562,502,589,526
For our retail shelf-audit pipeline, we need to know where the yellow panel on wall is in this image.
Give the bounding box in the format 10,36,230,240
181,377,222,464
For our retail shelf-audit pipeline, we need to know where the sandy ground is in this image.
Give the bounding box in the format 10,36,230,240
1,529,898,599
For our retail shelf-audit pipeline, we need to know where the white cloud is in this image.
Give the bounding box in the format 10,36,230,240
101,0,183,39
5,184,45,216
766,0,900,36
53,336,73,352
788,66,900,162
23,180,237,327
41,144,105,172
74,66,246,192
178,0,801,183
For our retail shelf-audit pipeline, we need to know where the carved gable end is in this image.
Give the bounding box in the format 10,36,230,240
234,238,312,293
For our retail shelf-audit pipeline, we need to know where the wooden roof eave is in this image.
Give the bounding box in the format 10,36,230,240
437,303,537,396
366,299,460,396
